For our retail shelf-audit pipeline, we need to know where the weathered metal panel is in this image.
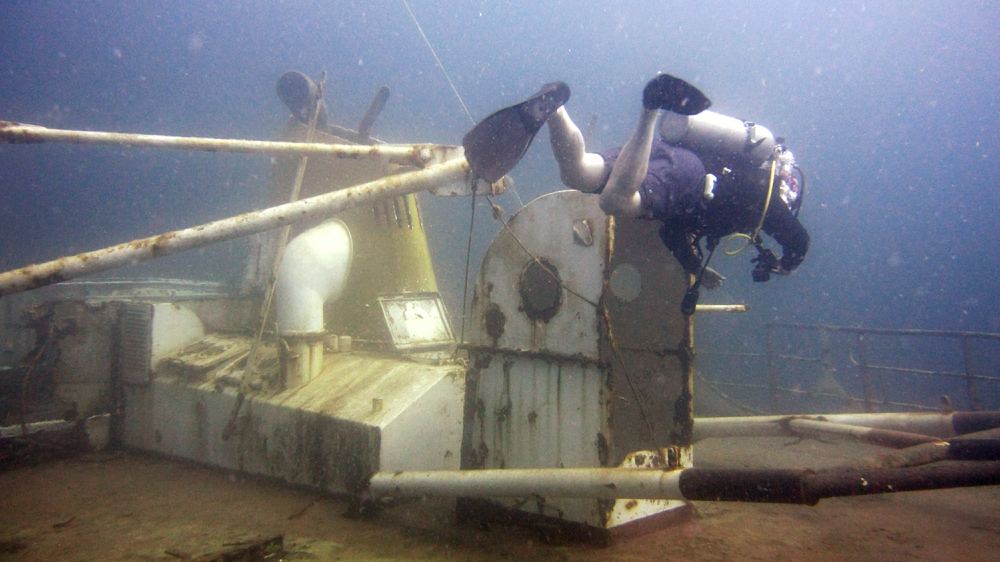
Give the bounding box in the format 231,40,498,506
122,349,465,493
380,368,464,472
473,353,606,470
468,191,606,359
462,189,693,533
465,350,611,526
49,301,120,416
602,217,691,464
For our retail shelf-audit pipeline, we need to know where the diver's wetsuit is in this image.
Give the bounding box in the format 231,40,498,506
601,139,810,276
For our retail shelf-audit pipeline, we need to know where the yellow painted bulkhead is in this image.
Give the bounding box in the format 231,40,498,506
268,121,439,343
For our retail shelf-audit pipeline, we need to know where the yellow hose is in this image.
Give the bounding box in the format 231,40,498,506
723,159,777,256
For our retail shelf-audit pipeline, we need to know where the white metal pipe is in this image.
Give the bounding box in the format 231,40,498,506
369,468,684,500
818,413,957,437
693,412,960,442
787,418,944,449
695,304,748,313
0,157,469,297
788,419,880,442
0,121,435,166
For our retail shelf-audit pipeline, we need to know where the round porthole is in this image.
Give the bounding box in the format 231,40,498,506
519,258,562,322
609,263,642,302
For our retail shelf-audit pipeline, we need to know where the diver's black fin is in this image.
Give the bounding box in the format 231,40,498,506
358,85,390,144
643,73,712,115
463,81,570,184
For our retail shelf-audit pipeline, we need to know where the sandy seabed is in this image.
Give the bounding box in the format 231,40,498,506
2,437,1000,561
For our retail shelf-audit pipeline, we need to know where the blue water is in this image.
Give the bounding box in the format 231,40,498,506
1,2,998,393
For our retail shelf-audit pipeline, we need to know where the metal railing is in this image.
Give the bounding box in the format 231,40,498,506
699,323,1000,415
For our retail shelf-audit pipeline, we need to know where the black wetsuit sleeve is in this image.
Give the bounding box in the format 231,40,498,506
763,199,809,271
659,223,702,276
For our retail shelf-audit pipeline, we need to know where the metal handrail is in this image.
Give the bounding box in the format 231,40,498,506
768,322,1000,342
715,323,1000,414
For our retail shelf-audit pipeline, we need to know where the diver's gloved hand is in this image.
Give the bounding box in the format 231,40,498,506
702,267,726,289
771,264,792,276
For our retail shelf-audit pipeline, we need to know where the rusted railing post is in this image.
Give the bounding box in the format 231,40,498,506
962,336,982,411
669,279,697,460
857,334,876,413
766,324,778,413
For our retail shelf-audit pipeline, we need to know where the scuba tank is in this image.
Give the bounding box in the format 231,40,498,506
659,109,776,173
660,108,807,292
659,109,804,216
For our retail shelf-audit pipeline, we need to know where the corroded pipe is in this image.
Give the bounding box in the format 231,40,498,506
695,304,748,313
0,158,470,297
0,121,442,167
368,464,1000,505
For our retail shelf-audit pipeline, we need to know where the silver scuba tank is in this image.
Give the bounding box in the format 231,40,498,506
659,109,776,173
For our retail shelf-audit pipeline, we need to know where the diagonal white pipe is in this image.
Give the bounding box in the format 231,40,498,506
0,157,469,297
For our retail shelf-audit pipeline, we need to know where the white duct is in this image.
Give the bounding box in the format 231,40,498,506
276,219,353,334
275,219,353,387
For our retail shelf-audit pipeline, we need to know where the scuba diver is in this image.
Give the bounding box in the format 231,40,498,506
463,74,809,314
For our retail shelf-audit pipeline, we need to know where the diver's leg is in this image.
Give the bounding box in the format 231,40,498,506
547,107,608,193
599,106,658,218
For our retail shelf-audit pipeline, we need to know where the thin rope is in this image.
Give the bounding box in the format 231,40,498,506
400,0,475,126
602,216,660,449
602,303,660,448
485,195,599,308
458,188,477,348
399,0,526,209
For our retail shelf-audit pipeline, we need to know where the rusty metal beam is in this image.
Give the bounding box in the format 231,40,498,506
0,121,458,168
694,304,748,313
0,157,470,297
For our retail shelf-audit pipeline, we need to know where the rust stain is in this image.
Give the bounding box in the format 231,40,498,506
0,122,44,144
484,303,506,346
597,432,610,466
408,145,424,166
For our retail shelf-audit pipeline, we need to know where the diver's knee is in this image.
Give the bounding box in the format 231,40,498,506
558,167,585,191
